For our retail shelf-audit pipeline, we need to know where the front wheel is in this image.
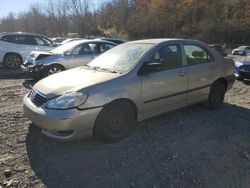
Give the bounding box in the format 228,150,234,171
94,101,136,142
205,81,226,109
44,64,65,77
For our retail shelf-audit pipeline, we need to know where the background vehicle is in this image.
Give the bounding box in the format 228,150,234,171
23,39,235,142
209,44,227,56
0,32,55,69
234,56,250,81
98,38,126,45
21,39,117,78
232,46,250,56
58,38,82,45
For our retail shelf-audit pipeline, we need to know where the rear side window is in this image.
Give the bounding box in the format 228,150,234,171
184,45,213,65
100,43,115,53
0,35,37,45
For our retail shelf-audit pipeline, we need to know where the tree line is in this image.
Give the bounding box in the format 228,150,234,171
0,0,250,45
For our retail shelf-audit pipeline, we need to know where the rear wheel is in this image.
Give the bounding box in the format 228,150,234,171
45,64,64,77
94,101,136,142
4,54,22,69
205,81,226,109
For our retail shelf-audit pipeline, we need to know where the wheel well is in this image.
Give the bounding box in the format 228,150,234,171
106,99,138,121
215,78,227,90
47,63,65,70
4,53,23,63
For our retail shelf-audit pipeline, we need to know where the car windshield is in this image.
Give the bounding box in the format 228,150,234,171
87,43,154,73
51,40,88,54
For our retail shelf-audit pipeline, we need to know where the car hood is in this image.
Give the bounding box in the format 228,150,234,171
233,48,244,51
33,67,121,99
30,51,59,60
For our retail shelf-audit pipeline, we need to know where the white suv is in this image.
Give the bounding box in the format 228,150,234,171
0,32,55,69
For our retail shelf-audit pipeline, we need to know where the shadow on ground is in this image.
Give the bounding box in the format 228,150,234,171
0,68,27,79
26,103,250,188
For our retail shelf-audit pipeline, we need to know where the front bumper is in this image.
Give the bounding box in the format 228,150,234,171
23,94,103,141
21,64,44,78
234,68,250,80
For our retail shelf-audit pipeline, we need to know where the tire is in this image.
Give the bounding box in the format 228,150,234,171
94,101,136,142
205,81,226,109
44,64,64,77
236,77,243,81
4,54,22,69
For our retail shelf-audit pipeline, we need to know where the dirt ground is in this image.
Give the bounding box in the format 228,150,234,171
0,66,250,188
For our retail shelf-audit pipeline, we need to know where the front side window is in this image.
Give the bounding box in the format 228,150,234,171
184,45,213,65
35,37,52,46
72,43,97,55
148,44,182,70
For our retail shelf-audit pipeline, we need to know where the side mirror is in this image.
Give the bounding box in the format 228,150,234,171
64,51,72,56
138,62,162,75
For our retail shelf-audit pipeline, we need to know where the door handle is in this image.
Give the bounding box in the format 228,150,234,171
178,70,186,77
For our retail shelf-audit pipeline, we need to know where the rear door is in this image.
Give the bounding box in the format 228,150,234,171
183,43,217,104
142,43,188,118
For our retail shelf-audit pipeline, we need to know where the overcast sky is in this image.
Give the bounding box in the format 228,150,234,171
0,0,105,18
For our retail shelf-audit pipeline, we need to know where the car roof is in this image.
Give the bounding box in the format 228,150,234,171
127,38,203,44
0,32,48,38
61,39,117,46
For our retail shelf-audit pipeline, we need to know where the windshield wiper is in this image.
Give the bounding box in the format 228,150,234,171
82,65,122,74
95,66,122,74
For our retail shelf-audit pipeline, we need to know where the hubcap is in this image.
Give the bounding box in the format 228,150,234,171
48,67,62,75
106,111,128,136
6,56,21,68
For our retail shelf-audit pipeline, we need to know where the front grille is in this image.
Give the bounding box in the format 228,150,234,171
29,89,47,107
241,65,250,72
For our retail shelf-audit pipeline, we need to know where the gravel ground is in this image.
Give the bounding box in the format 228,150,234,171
0,66,250,188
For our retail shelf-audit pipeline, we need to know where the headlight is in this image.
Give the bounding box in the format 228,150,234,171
235,61,243,67
35,60,45,65
46,92,87,109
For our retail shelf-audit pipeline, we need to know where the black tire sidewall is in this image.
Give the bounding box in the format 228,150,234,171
44,64,64,77
206,82,225,109
94,102,135,142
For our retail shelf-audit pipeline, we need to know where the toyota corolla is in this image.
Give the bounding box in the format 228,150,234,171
23,39,235,142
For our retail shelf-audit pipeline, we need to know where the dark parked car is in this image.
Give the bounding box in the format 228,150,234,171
234,56,250,81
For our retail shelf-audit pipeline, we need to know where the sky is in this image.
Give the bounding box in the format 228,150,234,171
0,0,106,19
0,0,42,18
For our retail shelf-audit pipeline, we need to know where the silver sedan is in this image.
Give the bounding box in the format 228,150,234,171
21,39,117,78
23,39,235,142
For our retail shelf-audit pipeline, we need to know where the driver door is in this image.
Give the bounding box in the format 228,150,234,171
63,42,97,69
141,44,188,118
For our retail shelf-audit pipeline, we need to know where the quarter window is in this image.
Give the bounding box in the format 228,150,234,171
149,44,182,70
184,45,213,65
